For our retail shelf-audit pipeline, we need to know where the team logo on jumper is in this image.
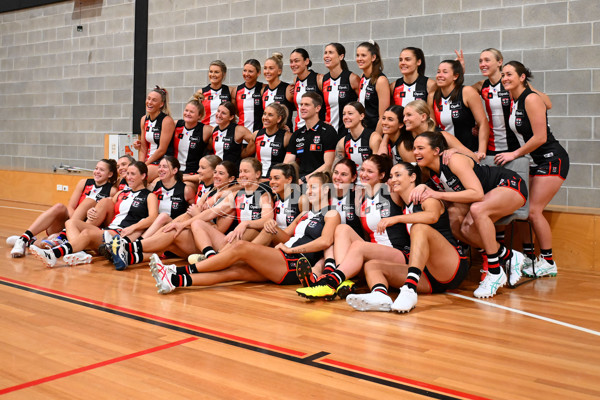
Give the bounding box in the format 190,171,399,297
413,91,425,98
132,200,141,207
314,136,320,144
241,94,246,99
207,95,213,100
452,110,460,118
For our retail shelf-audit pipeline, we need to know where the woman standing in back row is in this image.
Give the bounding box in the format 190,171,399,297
391,47,436,107
356,41,390,132
235,59,265,133
201,60,235,127
289,48,324,130
262,52,294,129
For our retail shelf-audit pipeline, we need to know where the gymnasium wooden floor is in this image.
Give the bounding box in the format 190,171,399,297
1,200,599,399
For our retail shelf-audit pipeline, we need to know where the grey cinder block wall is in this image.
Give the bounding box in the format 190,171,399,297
0,0,599,207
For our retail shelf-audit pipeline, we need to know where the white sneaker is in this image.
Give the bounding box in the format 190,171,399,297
29,245,57,268
505,250,524,286
187,253,205,264
63,251,92,266
6,235,20,246
149,253,176,294
523,256,558,278
391,286,418,313
346,291,392,312
521,256,534,276
10,238,26,258
473,268,507,298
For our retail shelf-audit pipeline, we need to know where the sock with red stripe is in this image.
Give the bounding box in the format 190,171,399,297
323,258,337,274
171,273,193,287
176,264,198,275
130,240,144,264
20,230,34,245
523,243,535,261
496,231,505,245
370,283,388,295
404,267,421,291
51,242,73,258
540,248,554,265
487,249,502,275
320,270,346,289
202,246,216,258
56,229,67,241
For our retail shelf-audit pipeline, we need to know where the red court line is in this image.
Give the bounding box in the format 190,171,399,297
322,358,492,400
1,276,485,400
0,276,306,358
0,337,198,395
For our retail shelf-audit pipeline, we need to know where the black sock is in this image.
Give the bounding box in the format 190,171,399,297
498,244,512,264
523,243,535,261
404,267,422,291
540,248,554,265
176,264,198,274
371,283,388,295
324,258,336,270
131,240,144,264
322,270,346,289
496,231,505,245
202,246,216,258
487,249,502,275
20,230,34,245
56,229,67,240
171,273,192,287
52,242,73,258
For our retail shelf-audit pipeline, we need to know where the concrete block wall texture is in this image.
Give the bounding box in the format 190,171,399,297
1,0,599,207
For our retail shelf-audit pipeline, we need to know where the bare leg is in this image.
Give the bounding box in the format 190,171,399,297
363,260,432,294
337,241,407,279
70,198,97,224
143,213,173,238
190,219,228,252
332,224,363,263
447,203,470,244
528,175,564,249
26,203,69,237
187,263,269,286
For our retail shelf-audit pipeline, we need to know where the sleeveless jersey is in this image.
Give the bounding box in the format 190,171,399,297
433,88,478,152
262,81,294,128
388,136,403,164
481,79,519,154
255,128,287,178
358,73,386,130
195,181,214,204
322,70,358,134
77,179,112,206
173,120,207,173
234,184,271,224
153,180,189,219
360,187,410,253
292,70,324,130
428,155,523,194
333,189,363,236
344,128,374,170
274,191,301,229
284,207,329,266
287,121,338,178
212,122,243,166
201,85,232,126
392,75,429,107
236,82,264,132
143,112,168,161
117,177,128,191
108,188,151,230
404,202,456,247
509,88,567,166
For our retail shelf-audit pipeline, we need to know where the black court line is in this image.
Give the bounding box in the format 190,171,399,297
0,278,489,400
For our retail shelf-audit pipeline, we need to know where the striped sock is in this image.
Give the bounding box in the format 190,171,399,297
487,249,502,275
20,230,34,245
496,231,505,245
203,246,216,258
322,270,346,289
176,264,198,274
171,273,193,287
404,267,422,291
370,283,388,295
523,243,535,261
540,248,554,265
323,258,337,274
52,242,73,258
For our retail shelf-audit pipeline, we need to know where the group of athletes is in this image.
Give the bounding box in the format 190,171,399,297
8,42,569,314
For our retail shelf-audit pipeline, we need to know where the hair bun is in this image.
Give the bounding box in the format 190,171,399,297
272,52,283,61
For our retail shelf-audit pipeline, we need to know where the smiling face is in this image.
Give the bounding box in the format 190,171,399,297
306,176,326,205
238,161,260,188
262,105,282,130
269,168,292,196
381,110,402,135
243,64,259,85
117,157,132,178
215,105,234,126
289,51,309,76
403,105,426,133
479,50,502,78
197,158,214,182
323,45,342,70
126,165,146,188
359,160,384,187
332,162,356,191
299,97,318,120
413,136,439,168
213,165,233,189
356,46,375,72
398,49,420,76
342,104,364,129
208,65,224,87
500,64,525,91
436,62,457,89
183,103,201,126
145,91,163,116
157,158,176,181
263,59,282,83
93,161,113,184
388,164,414,194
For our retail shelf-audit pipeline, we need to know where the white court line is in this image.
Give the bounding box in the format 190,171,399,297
447,292,600,337
0,205,44,213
